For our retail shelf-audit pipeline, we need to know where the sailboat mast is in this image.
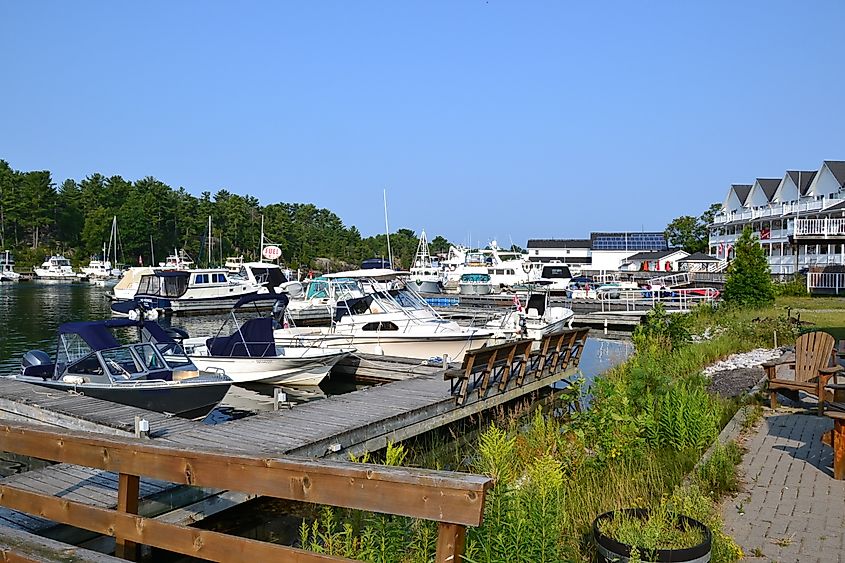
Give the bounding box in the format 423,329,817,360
383,189,393,268
260,214,265,263
208,215,212,267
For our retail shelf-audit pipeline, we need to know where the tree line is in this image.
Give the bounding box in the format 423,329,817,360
0,160,452,270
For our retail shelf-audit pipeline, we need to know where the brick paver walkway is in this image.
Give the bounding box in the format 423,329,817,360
723,410,845,562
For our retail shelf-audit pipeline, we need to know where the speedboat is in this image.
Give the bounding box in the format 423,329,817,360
34,255,78,281
0,250,20,281
8,316,232,419
274,271,494,362
487,291,574,341
408,230,441,294
180,294,354,386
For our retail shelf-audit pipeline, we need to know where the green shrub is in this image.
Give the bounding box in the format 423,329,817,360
695,441,743,497
774,276,809,297
723,227,774,307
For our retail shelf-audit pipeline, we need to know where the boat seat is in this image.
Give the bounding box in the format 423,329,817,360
526,308,541,318
206,317,277,358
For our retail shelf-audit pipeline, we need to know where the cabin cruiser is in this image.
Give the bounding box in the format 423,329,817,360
234,262,303,296
283,274,366,326
110,267,155,300
458,273,493,296
273,271,493,362
111,269,263,315
34,255,78,281
532,262,573,294
408,230,441,294
9,317,232,419
180,294,354,386
0,250,20,281
487,292,574,341
159,249,195,270
441,242,542,290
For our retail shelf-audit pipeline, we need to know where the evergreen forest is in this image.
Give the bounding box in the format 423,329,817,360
0,160,454,271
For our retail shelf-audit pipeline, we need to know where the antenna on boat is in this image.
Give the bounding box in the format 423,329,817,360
383,189,393,268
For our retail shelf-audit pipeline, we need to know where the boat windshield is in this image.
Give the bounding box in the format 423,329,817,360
57,333,95,376
133,343,167,370
54,259,71,267
101,348,143,378
155,342,194,368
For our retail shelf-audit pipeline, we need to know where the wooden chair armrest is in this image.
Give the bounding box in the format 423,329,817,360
821,366,845,375
762,359,793,369
444,370,469,381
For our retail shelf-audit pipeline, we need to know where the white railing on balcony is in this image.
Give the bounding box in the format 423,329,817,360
807,272,845,294
794,218,845,237
711,195,845,225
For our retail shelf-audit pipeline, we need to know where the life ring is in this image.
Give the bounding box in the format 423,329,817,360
522,262,531,274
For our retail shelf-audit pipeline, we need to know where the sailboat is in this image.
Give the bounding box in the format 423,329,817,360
0,250,21,281
82,216,122,281
408,230,441,294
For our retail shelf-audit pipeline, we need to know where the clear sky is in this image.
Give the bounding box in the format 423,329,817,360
2,2,844,246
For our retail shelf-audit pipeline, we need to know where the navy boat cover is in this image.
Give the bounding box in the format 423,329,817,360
206,317,276,358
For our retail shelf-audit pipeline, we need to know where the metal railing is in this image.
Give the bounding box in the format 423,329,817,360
712,197,842,225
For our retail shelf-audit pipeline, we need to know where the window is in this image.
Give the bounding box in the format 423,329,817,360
362,321,399,331
101,348,142,378
134,344,164,370
195,274,209,284
212,273,228,283
68,355,104,376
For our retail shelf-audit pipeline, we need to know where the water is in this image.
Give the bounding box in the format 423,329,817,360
0,281,357,423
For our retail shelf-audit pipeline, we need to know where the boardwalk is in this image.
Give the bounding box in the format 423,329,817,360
722,410,845,562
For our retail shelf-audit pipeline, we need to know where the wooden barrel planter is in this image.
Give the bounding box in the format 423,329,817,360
593,508,712,563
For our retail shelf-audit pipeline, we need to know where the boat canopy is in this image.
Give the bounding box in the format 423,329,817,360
206,317,276,358
233,293,289,309
58,319,175,352
324,269,410,280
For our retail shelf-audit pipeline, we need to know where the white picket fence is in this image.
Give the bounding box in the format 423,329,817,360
807,272,845,295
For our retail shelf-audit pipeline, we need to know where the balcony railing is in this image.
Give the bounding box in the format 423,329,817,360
712,195,844,225
794,218,845,237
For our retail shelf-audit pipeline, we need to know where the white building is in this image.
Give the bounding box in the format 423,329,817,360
527,232,670,272
709,160,845,274
622,249,690,272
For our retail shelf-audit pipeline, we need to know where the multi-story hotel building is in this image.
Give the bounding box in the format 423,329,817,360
709,160,845,274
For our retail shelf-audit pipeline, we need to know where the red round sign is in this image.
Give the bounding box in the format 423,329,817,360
262,245,282,260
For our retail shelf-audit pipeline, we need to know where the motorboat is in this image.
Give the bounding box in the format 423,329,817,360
595,280,640,300
111,269,264,315
273,270,494,362
487,292,574,341
534,262,573,294
83,217,123,280
8,317,232,419
159,249,195,270
225,255,245,274
408,230,441,294
284,274,366,326
441,242,543,290
234,261,303,296
0,250,20,281
110,267,155,300
565,276,597,299
180,294,354,386
458,273,493,296
34,255,78,281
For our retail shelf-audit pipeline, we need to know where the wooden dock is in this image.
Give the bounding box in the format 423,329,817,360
0,329,589,554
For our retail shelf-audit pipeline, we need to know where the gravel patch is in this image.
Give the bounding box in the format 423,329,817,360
703,348,787,398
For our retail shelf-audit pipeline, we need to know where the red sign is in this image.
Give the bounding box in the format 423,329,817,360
262,245,282,260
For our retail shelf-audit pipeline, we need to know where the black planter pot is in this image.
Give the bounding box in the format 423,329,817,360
593,508,712,563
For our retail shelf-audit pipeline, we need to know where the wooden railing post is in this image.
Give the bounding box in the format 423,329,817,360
435,522,467,563
115,473,140,560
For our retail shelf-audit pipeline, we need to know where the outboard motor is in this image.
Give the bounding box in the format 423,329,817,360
271,294,290,325
21,350,53,379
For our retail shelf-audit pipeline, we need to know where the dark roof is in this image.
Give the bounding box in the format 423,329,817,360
678,252,719,262
234,293,289,309
58,319,140,352
731,184,752,205
528,256,591,263
823,161,845,186
755,178,780,201
589,232,667,251
527,239,591,249
823,200,845,212
626,249,684,261
787,170,817,195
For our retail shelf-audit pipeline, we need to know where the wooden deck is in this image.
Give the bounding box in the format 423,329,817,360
0,331,588,549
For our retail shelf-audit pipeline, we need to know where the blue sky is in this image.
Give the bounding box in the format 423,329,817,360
2,2,844,246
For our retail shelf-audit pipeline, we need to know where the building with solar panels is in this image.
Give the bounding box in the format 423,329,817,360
527,231,671,273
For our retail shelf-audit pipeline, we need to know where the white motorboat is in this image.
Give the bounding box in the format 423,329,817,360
274,270,494,362
441,242,543,290
34,255,78,281
408,230,441,294
110,267,155,300
111,268,264,315
487,292,574,341
159,249,195,270
181,294,354,385
0,250,20,281
83,217,123,279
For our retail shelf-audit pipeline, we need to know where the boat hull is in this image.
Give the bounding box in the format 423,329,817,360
187,350,351,386
8,377,232,419
458,283,492,296
274,332,490,362
409,279,441,294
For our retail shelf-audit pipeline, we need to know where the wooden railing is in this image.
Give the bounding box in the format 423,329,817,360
0,422,493,562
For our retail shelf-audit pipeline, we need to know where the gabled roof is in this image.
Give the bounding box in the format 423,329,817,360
755,178,780,201
527,239,592,249
731,184,752,205
626,249,687,261
823,161,845,187
678,252,719,262
787,170,817,195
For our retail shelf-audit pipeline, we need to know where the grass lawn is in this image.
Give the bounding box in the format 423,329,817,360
774,296,845,340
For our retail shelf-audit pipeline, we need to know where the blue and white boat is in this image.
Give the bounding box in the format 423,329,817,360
9,317,232,419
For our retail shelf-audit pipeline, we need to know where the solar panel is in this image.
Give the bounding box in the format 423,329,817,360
591,233,667,251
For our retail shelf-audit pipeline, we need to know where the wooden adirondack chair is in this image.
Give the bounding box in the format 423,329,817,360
764,331,843,415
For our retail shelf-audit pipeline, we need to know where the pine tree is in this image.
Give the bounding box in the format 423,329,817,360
723,227,774,306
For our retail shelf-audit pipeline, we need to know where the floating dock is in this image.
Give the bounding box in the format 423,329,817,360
0,329,589,549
